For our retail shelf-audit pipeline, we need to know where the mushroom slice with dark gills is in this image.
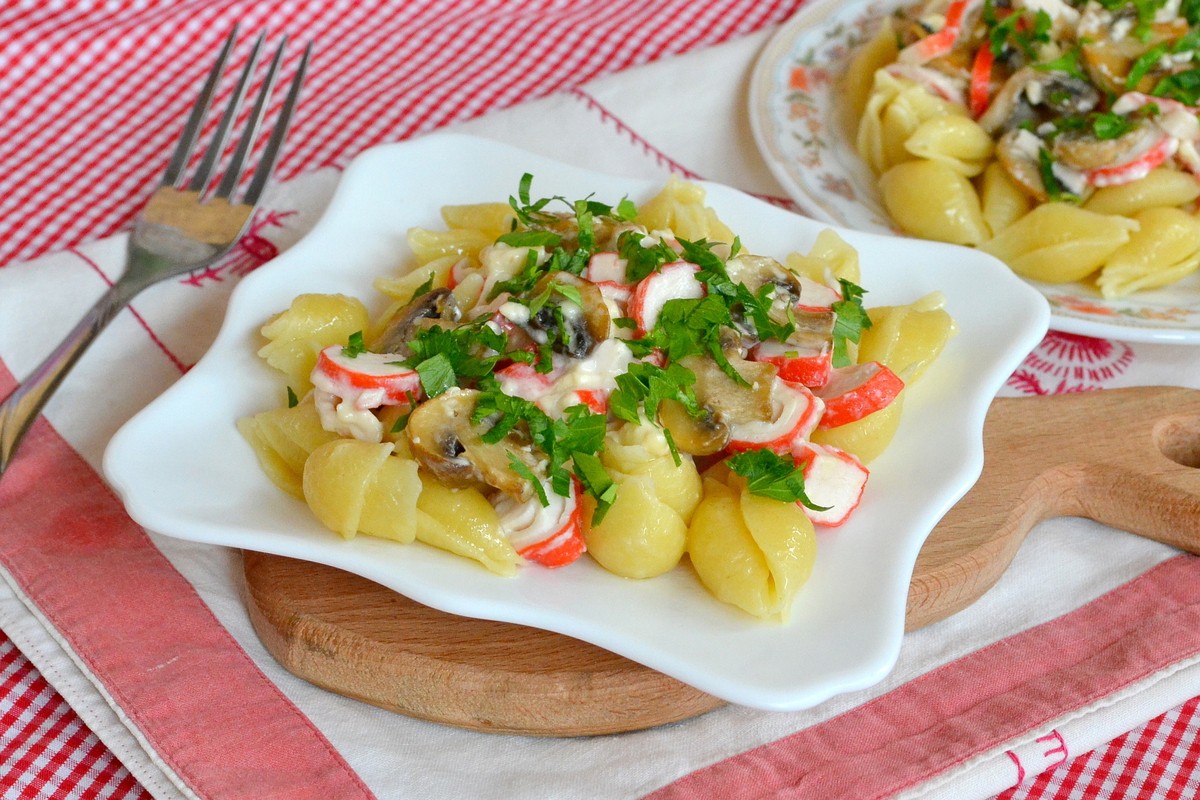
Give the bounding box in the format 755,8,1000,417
977,68,1101,136
529,210,622,252
373,287,462,355
658,351,777,456
525,271,611,358
724,254,805,328
997,117,1173,201
406,387,539,501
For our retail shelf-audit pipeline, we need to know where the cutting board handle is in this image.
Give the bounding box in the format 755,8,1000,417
907,386,1200,629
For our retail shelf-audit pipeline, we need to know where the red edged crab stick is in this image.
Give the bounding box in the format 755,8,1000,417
493,479,586,568
628,261,705,333
727,379,825,454
815,362,905,429
792,442,870,527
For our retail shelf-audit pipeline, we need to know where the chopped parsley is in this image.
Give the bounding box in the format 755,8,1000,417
830,279,871,368
726,449,828,509
343,330,367,358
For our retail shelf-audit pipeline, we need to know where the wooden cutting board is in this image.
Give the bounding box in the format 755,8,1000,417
242,386,1200,736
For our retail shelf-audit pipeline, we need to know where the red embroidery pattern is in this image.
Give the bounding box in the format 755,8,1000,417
1007,332,1135,396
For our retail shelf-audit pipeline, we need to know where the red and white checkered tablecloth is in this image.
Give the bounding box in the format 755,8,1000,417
2,2,1200,798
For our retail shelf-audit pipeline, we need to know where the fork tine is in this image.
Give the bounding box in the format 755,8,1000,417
162,26,239,187
186,32,266,195
212,36,286,200
242,40,311,206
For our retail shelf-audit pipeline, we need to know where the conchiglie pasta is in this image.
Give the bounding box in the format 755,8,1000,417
637,176,736,243
785,228,861,286
859,292,957,384
373,253,458,302
406,225,494,265
237,396,340,497
842,19,899,121
440,202,516,239
878,159,989,246
1083,169,1200,217
978,203,1138,283
811,390,905,464
686,472,816,620
583,476,687,579
904,114,994,177
857,72,964,176
601,423,701,521
258,293,369,393
414,475,521,576
302,440,421,543
1098,207,1200,298
979,162,1033,238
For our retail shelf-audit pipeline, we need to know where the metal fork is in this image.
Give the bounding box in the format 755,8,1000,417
0,29,310,478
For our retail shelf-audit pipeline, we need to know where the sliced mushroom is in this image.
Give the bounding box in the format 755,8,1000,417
1079,10,1189,94
1052,120,1163,172
679,353,776,425
405,388,537,501
996,128,1050,201
658,398,729,456
527,271,611,358
532,211,622,253
725,255,804,322
977,67,1101,135
374,287,462,354
788,309,837,351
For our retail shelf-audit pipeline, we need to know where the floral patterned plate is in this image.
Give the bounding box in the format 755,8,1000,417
749,0,1200,344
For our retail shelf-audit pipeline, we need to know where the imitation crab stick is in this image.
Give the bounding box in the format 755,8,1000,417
897,0,973,65
495,361,554,402
1085,133,1177,188
313,345,422,406
492,480,586,568
749,339,834,389
792,442,869,527
726,380,825,454
586,251,629,286
969,44,994,118
814,361,905,429
795,275,842,312
628,261,705,333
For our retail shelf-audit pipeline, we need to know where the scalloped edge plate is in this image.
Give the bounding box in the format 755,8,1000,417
103,133,1048,710
750,0,1200,344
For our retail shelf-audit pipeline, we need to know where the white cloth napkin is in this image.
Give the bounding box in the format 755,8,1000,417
2,28,1199,799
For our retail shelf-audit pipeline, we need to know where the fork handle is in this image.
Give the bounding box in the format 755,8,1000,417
0,276,144,476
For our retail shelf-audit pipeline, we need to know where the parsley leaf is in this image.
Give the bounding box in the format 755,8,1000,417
414,352,456,398
1037,147,1078,203
496,230,562,248
618,229,678,283
343,330,367,358
830,279,871,368
726,449,828,510
609,361,700,425
572,451,619,524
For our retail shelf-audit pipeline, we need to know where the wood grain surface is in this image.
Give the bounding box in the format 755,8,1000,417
243,386,1200,736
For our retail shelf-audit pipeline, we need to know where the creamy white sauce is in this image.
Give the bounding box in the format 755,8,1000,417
538,338,635,418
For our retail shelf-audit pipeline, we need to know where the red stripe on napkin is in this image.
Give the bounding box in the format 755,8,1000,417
0,363,375,800
652,555,1200,800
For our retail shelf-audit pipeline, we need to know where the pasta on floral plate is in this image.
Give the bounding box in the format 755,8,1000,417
238,175,955,620
846,0,1200,299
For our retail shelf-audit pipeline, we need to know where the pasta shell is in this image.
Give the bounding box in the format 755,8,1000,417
879,159,989,246
979,203,1138,283
1098,207,1200,298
